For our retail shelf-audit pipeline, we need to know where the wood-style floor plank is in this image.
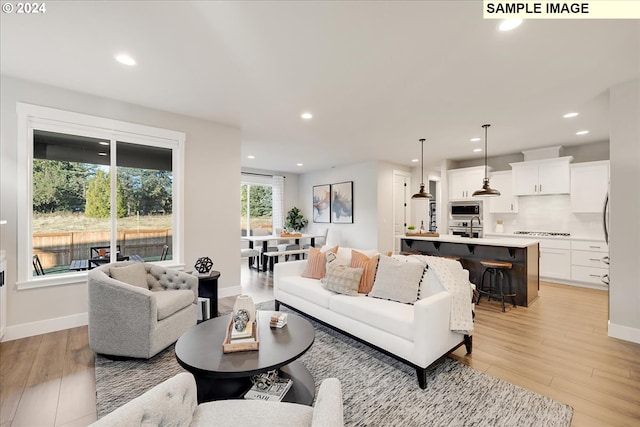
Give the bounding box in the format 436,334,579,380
0,276,639,426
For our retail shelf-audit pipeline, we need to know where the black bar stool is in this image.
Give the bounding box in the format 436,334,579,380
476,260,515,312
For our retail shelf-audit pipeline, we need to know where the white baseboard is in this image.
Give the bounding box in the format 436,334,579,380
608,321,640,344
1,312,88,342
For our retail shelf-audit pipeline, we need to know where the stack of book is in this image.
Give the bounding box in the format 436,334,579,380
270,312,288,328
244,377,293,402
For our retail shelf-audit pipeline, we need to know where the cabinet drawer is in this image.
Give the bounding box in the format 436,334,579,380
572,250,609,268
571,240,608,252
571,265,609,285
540,248,571,280
538,238,571,250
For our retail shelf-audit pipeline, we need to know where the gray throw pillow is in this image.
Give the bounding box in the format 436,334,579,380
110,263,149,289
368,255,425,303
321,265,363,296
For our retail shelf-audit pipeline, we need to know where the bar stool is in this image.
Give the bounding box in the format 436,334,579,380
476,260,515,312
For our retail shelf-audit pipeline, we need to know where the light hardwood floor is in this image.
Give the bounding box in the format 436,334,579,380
1,270,639,426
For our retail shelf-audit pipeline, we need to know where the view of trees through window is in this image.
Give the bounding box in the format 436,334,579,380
32,130,173,275
241,183,273,235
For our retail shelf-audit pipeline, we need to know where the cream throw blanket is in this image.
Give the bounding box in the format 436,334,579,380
412,255,475,335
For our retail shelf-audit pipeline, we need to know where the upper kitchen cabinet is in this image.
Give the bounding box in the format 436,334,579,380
510,157,573,196
488,170,518,213
570,160,610,213
448,166,486,200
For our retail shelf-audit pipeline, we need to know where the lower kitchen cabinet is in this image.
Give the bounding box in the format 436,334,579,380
570,240,609,287
539,238,571,280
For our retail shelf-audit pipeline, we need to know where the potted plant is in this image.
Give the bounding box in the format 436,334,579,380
285,207,308,232
407,225,416,234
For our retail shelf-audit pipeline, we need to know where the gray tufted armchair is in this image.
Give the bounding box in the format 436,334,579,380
88,261,198,358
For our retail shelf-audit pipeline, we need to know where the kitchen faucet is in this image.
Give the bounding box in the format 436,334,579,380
469,216,481,238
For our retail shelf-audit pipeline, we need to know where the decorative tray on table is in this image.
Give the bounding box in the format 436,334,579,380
223,318,259,353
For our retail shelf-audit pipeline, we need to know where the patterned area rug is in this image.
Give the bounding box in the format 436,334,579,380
95,302,573,426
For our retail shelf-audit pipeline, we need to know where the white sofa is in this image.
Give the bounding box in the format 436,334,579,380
90,373,344,427
274,249,473,388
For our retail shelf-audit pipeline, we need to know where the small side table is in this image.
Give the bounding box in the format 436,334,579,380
197,271,220,320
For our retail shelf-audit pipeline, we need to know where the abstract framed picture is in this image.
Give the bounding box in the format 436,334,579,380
312,184,331,223
331,181,353,224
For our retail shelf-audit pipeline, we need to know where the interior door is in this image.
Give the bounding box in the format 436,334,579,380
393,171,411,253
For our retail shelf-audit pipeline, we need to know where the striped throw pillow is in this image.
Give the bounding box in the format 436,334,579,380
301,246,338,279
351,250,380,294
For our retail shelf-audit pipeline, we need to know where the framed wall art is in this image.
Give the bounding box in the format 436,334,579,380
312,184,331,223
331,181,353,224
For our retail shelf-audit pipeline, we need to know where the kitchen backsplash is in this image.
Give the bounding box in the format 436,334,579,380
487,195,605,239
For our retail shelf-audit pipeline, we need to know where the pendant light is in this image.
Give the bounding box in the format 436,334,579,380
472,124,501,197
411,138,433,199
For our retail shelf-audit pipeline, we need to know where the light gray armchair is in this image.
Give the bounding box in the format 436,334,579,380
88,261,198,359
90,372,344,427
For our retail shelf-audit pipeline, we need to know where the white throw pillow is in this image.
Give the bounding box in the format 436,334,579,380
368,255,425,303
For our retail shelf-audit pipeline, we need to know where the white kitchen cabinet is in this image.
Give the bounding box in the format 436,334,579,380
570,161,609,213
538,238,571,280
571,239,609,287
448,166,485,200
510,157,573,196
488,171,518,213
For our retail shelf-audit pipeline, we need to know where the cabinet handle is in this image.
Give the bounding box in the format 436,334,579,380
589,258,601,262
540,184,542,192
589,245,601,249
589,274,602,278
534,185,537,193
510,203,513,211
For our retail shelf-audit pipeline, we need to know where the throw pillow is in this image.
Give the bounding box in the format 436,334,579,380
351,250,380,294
321,265,363,296
368,255,425,304
110,263,149,289
301,246,338,279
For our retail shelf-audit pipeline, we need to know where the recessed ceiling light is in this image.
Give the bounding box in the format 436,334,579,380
98,152,108,156
411,158,420,163
499,19,523,32
301,112,313,120
99,141,110,146
563,112,579,118
576,130,589,135
473,148,482,153
297,163,304,167
470,137,481,142
115,54,136,66
247,155,255,159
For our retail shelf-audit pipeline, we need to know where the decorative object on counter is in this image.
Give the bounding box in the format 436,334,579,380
495,220,504,233
194,256,213,274
405,232,440,237
284,206,308,232
411,138,433,200
472,124,501,197
332,181,354,223
407,224,416,232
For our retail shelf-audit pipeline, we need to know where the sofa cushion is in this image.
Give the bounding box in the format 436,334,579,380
154,290,195,321
278,275,335,309
301,246,338,279
329,294,415,341
350,250,379,294
191,400,313,427
335,247,378,266
321,265,363,296
109,263,148,289
368,255,425,304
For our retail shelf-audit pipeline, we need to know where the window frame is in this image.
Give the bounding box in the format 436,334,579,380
16,103,185,289
241,173,274,235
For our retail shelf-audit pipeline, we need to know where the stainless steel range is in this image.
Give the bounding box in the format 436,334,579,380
513,231,571,237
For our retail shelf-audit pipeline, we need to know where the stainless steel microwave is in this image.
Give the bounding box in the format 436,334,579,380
449,201,482,217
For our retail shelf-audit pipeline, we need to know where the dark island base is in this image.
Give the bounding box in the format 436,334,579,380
401,238,539,307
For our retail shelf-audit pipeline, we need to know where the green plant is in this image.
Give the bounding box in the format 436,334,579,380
284,206,308,232
407,224,416,230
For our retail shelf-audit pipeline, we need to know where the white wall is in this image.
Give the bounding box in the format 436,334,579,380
608,78,640,343
0,76,241,340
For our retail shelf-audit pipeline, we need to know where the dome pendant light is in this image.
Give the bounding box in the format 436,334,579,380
472,124,501,197
411,138,433,199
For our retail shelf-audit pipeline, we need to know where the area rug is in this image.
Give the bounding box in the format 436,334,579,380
95,302,573,426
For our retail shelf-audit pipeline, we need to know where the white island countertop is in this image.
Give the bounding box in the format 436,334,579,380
400,234,539,248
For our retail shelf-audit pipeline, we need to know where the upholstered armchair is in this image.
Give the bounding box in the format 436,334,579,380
90,373,344,427
88,261,198,359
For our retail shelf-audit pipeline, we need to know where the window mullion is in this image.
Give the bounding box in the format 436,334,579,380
110,139,117,262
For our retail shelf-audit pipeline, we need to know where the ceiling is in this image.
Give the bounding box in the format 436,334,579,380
1,2,638,173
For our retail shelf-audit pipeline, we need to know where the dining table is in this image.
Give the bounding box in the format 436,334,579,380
241,233,322,272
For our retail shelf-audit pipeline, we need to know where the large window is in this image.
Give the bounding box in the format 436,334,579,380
241,183,273,235
18,104,184,287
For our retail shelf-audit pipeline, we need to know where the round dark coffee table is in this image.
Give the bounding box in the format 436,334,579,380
175,310,315,405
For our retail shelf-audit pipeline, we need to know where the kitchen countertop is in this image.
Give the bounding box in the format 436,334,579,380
400,234,539,248
484,233,606,243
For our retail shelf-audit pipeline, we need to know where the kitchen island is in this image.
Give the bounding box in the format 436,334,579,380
401,235,540,307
